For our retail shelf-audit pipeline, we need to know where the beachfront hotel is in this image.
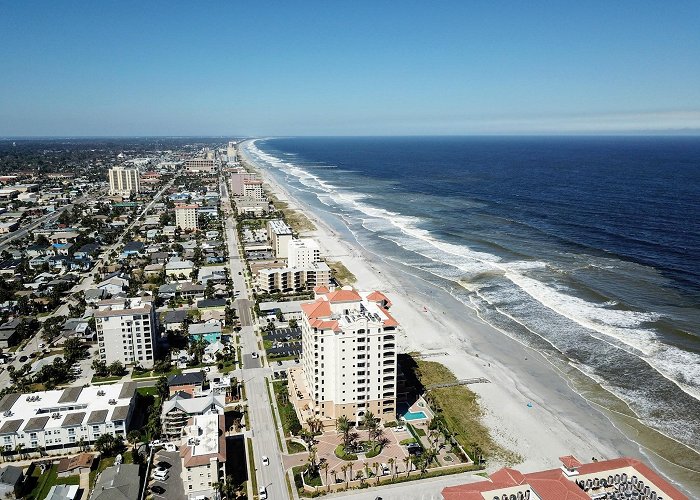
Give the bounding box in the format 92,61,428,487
442,455,688,500
256,261,331,293
267,219,293,258
288,238,321,268
179,414,227,497
289,286,398,429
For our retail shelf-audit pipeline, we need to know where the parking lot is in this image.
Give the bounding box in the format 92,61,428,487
149,449,186,500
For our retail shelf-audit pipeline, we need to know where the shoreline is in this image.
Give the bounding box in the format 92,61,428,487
238,140,699,495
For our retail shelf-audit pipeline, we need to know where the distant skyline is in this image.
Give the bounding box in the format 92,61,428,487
1,1,700,136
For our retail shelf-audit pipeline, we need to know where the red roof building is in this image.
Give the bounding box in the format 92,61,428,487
442,456,688,500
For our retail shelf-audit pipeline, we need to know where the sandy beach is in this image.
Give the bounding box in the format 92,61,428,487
236,142,700,498
238,144,646,473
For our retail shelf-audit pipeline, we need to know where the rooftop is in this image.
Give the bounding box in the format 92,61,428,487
442,456,688,500
0,382,136,435
180,414,226,467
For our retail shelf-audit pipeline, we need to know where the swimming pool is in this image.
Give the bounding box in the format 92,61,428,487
398,403,428,421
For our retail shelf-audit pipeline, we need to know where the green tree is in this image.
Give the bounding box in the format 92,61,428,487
156,376,169,401
92,359,108,377
63,337,86,364
95,433,122,456
108,361,125,376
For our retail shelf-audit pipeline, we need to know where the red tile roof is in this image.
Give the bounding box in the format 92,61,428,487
442,457,688,500
366,290,392,307
560,455,583,469
301,299,331,319
326,289,362,303
313,285,330,294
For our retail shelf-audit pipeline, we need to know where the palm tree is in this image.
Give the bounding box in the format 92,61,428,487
336,415,350,449
372,462,380,484
403,456,411,477
348,461,355,483
320,461,329,491
420,448,437,474
341,464,349,487
388,457,396,479
331,468,338,486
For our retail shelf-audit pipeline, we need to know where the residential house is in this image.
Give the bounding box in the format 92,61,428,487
0,465,23,499
168,372,206,397
89,463,141,500
161,392,224,441
162,310,188,332
189,321,222,344
165,260,194,279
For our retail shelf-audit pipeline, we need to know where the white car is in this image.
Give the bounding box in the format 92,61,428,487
152,469,169,481
251,352,259,359
164,443,177,452
262,456,269,466
150,440,163,448
395,425,406,432
258,487,267,499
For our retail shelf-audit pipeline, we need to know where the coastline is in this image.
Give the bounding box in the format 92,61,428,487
238,140,699,495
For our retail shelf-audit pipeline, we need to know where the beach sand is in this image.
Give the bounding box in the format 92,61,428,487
239,147,650,475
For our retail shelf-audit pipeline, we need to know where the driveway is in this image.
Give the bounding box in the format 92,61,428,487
150,450,186,500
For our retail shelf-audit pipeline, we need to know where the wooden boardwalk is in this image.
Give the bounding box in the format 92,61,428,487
427,377,490,390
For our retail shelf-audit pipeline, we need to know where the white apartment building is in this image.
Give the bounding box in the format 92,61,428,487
108,167,141,196
243,179,264,200
226,141,237,163
180,414,227,498
288,238,321,268
0,382,137,452
94,297,157,369
175,204,199,230
296,287,398,427
257,261,331,293
267,219,293,258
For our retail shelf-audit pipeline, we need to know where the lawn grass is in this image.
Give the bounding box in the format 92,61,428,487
265,378,284,452
137,386,158,396
131,367,182,379
326,260,356,285
25,464,79,500
286,440,307,454
91,374,123,383
247,437,258,497
272,381,301,436
407,355,520,464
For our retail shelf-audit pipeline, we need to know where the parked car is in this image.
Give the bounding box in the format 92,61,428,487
19,356,28,363
251,352,259,359
151,485,165,495
164,443,177,452
262,456,269,466
381,463,390,475
258,487,267,500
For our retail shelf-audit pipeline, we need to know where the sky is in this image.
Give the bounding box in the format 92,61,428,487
1,1,700,136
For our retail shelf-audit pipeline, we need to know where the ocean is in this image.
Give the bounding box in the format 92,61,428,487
242,136,700,476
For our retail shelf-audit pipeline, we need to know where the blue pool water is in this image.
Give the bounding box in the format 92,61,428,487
398,403,427,421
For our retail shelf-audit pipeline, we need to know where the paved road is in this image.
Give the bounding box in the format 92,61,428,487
221,176,289,500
